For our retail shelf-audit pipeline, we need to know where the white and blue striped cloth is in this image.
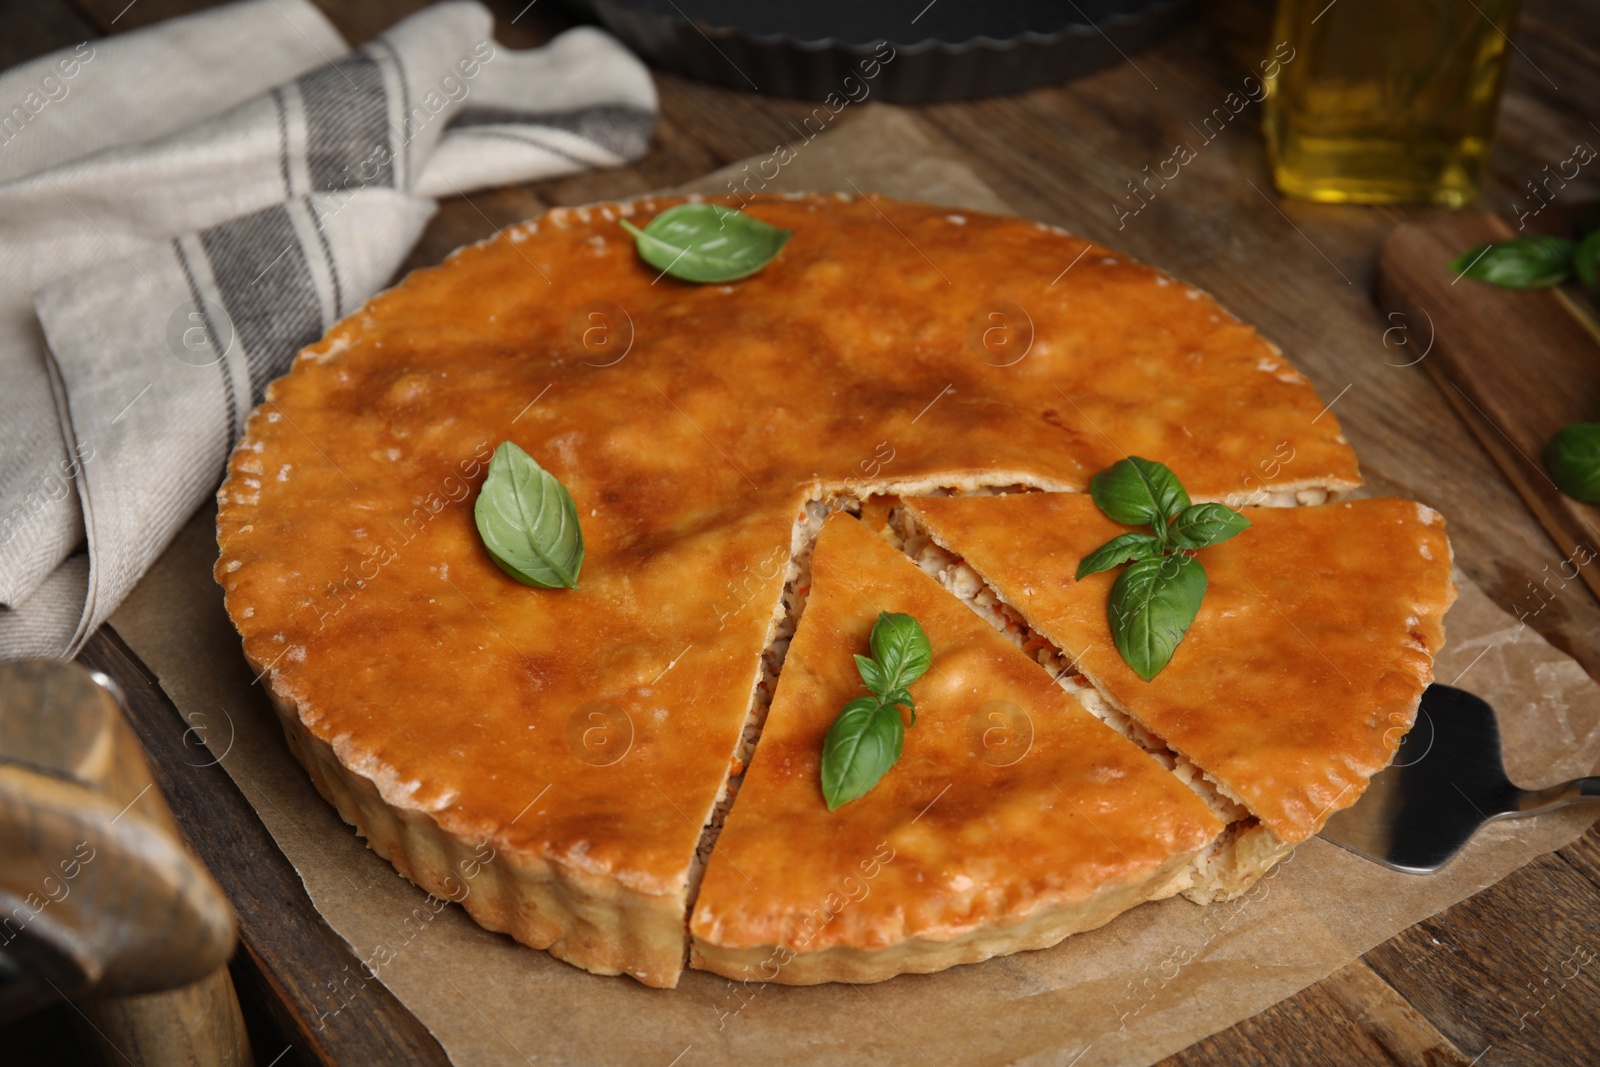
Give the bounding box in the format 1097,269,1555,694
0,0,656,658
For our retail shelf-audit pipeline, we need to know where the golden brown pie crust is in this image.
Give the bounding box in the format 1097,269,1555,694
903,494,1458,844
689,514,1223,984
215,194,1366,987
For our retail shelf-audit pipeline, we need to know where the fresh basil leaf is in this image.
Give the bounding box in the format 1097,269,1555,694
1075,532,1164,580
821,696,905,811
854,653,889,698
1574,231,1600,290
869,611,933,692
473,441,584,588
1450,236,1574,289
1169,503,1252,550
1108,555,1207,681
822,614,932,808
1089,456,1191,530
1544,423,1600,504
619,204,792,284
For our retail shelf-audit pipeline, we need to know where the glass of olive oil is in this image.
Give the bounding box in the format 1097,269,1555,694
1263,0,1521,207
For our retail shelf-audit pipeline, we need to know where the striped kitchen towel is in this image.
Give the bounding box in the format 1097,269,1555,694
0,0,656,659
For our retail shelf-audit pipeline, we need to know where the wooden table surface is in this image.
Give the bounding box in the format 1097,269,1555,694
4,0,1599,1062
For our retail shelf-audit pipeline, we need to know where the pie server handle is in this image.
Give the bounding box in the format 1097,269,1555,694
1502,775,1600,819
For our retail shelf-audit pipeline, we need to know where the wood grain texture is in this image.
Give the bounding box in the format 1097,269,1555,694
1315,963,1472,1066
1376,210,1600,608
1364,854,1600,1066
0,661,236,1009
1162,962,1472,1067
3,0,1592,1062
0,659,246,1065
82,968,254,1067
1555,825,1600,897
75,632,449,1067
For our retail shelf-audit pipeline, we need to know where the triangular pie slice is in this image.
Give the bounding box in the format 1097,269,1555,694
900,493,1458,892
689,512,1225,984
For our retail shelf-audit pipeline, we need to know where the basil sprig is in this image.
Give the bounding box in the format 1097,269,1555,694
474,441,584,588
620,204,792,284
1076,458,1249,681
820,612,931,811
1450,209,1600,292
1450,236,1574,289
1544,423,1600,504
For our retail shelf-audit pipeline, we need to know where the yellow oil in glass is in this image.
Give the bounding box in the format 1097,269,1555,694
1263,0,1520,207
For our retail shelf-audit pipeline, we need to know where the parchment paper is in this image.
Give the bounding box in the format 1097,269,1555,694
110,107,1600,1067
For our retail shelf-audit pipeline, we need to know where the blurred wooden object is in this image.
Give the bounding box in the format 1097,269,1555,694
80,973,253,1067
0,660,251,1066
74,632,446,1067
1376,209,1600,607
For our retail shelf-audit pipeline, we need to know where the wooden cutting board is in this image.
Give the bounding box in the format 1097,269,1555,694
1375,209,1600,606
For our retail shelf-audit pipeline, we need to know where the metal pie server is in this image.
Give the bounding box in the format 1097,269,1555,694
1318,684,1600,873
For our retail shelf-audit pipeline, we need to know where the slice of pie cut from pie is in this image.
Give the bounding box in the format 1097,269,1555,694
899,493,1458,897
689,511,1225,985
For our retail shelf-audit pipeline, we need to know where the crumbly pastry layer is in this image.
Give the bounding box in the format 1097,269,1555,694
903,494,1459,846
693,853,1202,985
215,193,1368,987
689,515,1224,983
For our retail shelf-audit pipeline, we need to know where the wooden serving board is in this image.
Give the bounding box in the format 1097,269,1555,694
1375,210,1600,606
